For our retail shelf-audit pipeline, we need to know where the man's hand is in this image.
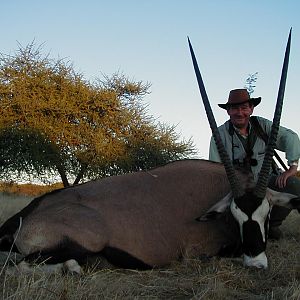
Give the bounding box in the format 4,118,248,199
275,165,298,188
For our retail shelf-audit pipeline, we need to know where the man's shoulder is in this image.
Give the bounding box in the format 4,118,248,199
218,120,230,129
251,116,273,128
216,121,232,138
252,115,271,123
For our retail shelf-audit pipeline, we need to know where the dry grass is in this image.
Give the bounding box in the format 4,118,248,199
0,182,61,225
0,237,300,300
0,192,299,299
0,182,63,197
0,193,33,225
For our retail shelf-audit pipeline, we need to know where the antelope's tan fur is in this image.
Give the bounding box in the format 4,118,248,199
3,159,238,267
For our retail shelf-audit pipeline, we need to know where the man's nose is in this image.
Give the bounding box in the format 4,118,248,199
235,107,244,114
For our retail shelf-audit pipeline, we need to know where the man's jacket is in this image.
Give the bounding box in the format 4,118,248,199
209,116,300,181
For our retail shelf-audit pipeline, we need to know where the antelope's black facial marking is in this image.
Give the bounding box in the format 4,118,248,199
242,220,267,256
234,192,264,217
230,192,271,262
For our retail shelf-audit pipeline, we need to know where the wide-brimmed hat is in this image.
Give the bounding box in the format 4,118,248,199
218,89,261,110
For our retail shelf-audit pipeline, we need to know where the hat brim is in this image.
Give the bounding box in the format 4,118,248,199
218,97,261,110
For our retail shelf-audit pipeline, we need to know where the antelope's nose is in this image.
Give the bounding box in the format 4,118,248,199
243,252,268,269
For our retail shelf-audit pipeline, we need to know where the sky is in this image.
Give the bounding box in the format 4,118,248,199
1,0,300,163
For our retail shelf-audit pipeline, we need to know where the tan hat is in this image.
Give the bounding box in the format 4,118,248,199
218,89,261,110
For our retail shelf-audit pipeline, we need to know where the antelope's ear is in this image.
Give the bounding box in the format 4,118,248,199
196,192,232,222
266,188,300,210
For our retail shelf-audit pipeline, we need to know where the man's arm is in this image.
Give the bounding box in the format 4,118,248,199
276,160,299,188
257,116,300,187
257,116,300,163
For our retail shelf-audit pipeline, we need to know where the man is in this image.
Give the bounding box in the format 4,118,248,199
209,89,300,239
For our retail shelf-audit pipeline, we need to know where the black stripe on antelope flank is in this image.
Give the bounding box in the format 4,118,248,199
22,237,98,265
22,237,152,270
101,246,152,270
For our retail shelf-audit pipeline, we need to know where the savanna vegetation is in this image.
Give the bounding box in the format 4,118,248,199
0,43,195,187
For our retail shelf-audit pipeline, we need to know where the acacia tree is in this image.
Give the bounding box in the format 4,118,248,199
0,43,194,186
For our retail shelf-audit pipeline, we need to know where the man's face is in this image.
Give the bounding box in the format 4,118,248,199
227,102,254,129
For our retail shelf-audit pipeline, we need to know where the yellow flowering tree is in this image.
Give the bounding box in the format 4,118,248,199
0,43,194,186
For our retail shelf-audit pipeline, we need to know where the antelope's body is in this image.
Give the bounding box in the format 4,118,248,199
0,160,240,269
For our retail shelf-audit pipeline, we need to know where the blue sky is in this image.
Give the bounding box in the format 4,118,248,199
1,1,299,161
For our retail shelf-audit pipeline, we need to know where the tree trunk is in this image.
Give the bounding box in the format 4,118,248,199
56,165,70,187
73,164,87,185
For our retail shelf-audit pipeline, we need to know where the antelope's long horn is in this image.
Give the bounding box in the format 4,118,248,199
254,28,292,198
188,37,244,198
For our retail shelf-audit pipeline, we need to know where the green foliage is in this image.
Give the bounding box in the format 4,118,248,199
0,42,195,185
